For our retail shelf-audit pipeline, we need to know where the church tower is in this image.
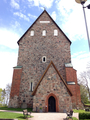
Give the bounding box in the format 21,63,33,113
9,10,82,112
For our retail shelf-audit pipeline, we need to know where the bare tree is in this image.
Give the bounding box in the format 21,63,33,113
5,83,11,105
80,84,89,104
86,61,90,100
2,89,6,106
0,88,3,106
87,61,90,70
78,61,90,100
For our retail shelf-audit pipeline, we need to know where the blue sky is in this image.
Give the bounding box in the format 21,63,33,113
0,0,90,89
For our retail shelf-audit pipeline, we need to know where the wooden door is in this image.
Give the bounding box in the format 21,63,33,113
48,96,56,112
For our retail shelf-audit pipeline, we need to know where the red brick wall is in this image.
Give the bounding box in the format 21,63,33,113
65,67,74,82
73,69,77,84
67,84,77,104
10,68,22,98
65,67,81,107
76,84,81,103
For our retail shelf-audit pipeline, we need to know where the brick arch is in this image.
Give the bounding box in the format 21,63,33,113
45,93,59,112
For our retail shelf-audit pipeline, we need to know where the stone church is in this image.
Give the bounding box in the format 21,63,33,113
9,10,82,112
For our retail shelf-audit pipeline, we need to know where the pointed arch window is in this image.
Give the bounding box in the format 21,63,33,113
42,30,46,36
54,29,58,36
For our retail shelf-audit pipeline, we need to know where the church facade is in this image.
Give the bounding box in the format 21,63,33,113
9,10,82,112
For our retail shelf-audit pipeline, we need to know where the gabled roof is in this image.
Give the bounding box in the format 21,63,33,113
32,61,72,96
17,10,71,45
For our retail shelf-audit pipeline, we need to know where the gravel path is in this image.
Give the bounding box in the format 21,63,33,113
29,113,79,120
0,110,79,120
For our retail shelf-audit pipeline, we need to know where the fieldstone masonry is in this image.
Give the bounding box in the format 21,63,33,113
33,63,72,112
9,10,82,111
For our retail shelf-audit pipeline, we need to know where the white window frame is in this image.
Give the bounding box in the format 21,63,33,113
42,30,46,36
30,30,34,36
42,56,46,63
54,29,58,36
40,21,50,23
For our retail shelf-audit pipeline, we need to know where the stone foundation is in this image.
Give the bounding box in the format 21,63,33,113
8,95,19,108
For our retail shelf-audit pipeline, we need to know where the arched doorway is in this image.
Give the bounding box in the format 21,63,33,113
48,96,56,112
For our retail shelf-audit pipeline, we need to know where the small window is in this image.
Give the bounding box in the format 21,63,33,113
30,82,33,91
42,56,46,63
54,29,58,36
67,82,75,85
43,57,45,61
30,30,34,36
42,30,46,36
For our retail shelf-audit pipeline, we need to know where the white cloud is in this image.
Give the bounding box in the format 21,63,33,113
28,0,54,9
14,12,30,22
40,7,45,10
57,0,75,16
12,21,20,29
56,0,90,41
39,0,54,9
0,51,18,89
10,0,20,9
51,11,56,21
71,51,90,76
28,13,37,19
0,29,19,89
0,29,20,49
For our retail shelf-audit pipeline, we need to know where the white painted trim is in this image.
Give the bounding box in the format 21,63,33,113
65,63,73,68
42,56,46,63
14,68,22,69
40,21,50,23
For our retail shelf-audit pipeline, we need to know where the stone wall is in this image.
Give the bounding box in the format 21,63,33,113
17,11,71,108
33,64,72,112
8,95,19,108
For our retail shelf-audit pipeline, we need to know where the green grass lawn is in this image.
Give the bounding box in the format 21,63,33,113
73,109,90,113
73,109,90,120
71,117,78,120
0,111,32,120
85,104,90,106
1,107,90,120
0,111,78,120
0,107,32,112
